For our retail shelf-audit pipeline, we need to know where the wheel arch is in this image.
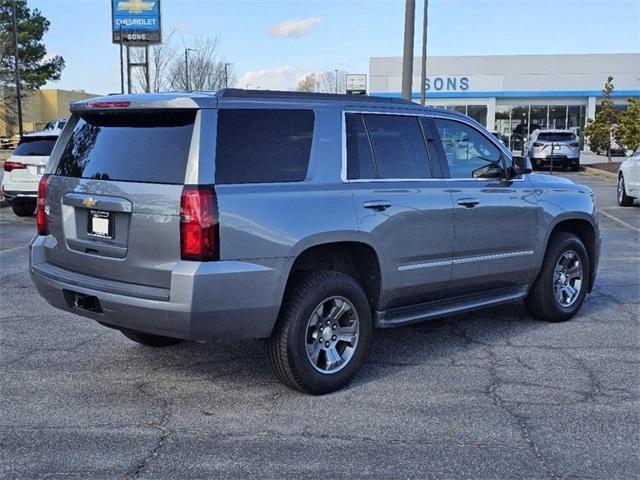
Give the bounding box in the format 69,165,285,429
283,241,382,314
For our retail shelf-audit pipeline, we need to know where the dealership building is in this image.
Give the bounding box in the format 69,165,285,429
369,53,640,150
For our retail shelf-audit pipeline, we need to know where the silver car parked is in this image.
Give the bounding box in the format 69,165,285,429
31,90,600,394
526,129,581,171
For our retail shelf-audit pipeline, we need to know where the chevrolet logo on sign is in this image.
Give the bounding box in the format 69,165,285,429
117,0,155,14
82,198,97,209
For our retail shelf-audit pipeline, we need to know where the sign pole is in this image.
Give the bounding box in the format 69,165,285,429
126,46,132,94
144,45,150,93
119,25,124,94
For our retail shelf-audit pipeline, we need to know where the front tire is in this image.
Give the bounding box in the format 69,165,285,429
11,200,36,217
525,233,590,322
120,329,183,347
617,174,634,206
269,271,372,394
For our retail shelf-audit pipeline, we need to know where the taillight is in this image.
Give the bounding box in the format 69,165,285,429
533,142,544,147
180,186,219,261
37,174,50,235
3,161,26,172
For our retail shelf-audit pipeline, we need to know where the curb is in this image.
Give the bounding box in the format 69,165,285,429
581,166,618,181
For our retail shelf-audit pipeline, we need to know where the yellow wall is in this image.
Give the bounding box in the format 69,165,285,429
1,88,99,137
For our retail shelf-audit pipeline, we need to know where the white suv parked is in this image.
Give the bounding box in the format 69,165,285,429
617,147,640,206
525,129,580,171
1,131,59,216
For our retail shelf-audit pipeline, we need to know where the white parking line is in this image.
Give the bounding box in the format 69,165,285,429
0,245,28,255
598,210,640,232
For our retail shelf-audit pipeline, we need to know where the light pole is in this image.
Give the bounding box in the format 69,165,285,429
224,62,232,88
401,0,416,101
184,48,198,91
11,0,23,138
419,0,429,106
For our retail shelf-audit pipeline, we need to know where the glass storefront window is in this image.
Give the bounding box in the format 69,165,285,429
510,105,529,152
467,105,487,127
530,106,548,133
567,105,585,143
548,105,567,129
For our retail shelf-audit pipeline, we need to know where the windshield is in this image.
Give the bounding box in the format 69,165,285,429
13,137,57,156
538,132,575,142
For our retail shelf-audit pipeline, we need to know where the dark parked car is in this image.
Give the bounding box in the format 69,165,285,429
31,90,600,394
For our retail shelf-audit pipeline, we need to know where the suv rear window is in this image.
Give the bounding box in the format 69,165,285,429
215,109,314,184
538,132,575,142
55,111,195,184
14,136,57,157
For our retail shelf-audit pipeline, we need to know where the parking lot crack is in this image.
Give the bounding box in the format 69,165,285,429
485,347,561,480
123,381,172,479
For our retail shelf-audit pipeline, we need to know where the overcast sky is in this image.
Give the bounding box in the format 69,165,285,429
31,0,640,95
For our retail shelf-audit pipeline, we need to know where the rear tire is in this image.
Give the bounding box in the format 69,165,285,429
12,200,36,217
571,165,580,172
617,174,634,206
269,271,372,394
121,329,183,347
525,232,589,322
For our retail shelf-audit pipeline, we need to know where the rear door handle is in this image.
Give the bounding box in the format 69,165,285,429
456,198,480,208
363,201,392,212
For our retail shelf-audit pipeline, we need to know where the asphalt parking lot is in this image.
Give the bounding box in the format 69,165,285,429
0,171,638,479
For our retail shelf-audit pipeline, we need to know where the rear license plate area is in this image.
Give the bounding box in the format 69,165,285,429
88,210,114,239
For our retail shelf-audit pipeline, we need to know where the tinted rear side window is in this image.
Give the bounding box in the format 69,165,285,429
538,132,575,142
215,109,314,184
346,114,377,179
14,137,57,156
55,111,195,184
364,114,431,179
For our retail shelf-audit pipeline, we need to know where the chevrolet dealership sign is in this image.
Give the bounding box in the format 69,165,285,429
112,0,162,45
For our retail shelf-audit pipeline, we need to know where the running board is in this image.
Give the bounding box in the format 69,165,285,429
374,286,529,328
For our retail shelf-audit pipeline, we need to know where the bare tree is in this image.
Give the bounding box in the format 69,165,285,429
131,28,178,93
296,70,347,94
317,70,347,94
167,36,235,91
296,74,318,92
128,33,235,93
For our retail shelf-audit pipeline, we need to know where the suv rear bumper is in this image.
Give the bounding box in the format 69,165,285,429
531,156,579,168
1,188,37,201
30,236,289,341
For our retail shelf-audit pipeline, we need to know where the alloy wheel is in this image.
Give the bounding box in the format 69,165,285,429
553,250,583,307
305,296,360,374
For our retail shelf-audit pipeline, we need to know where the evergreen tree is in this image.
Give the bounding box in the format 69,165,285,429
0,0,65,131
614,98,640,153
584,76,618,162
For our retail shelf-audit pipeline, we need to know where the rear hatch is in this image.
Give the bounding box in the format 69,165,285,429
537,132,578,155
44,109,197,291
6,135,57,185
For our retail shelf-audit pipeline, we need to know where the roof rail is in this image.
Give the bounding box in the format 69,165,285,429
215,88,416,105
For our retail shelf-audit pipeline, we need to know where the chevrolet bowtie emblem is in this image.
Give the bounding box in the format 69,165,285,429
117,0,155,14
83,197,97,208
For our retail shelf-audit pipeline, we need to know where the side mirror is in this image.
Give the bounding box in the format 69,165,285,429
510,156,533,177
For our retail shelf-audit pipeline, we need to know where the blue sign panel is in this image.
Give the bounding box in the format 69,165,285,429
112,0,161,45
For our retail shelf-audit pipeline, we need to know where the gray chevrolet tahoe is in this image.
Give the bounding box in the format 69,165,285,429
31,89,600,394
